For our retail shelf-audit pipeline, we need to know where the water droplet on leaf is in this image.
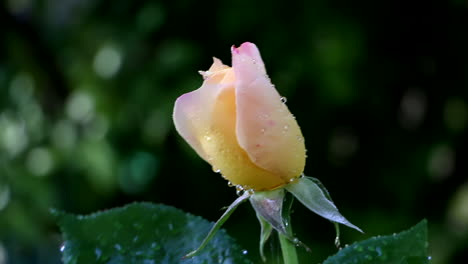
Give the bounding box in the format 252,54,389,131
114,244,122,251
95,248,102,260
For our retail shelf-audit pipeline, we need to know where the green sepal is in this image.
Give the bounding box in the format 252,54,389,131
285,177,363,233
254,213,273,262
184,191,251,258
250,188,287,235
309,177,343,247
250,188,310,262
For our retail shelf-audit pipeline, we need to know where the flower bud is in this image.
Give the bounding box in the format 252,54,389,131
173,42,305,191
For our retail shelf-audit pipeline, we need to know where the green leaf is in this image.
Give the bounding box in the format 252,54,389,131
53,202,253,264
323,220,429,264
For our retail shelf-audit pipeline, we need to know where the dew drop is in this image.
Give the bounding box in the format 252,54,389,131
376,246,383,256
335,236,341,248
235,185,244,196
198,71,209,80
95,248,102,259
428,256,432,260
241,249,248,255
260,128,266,134
114,244,122,251
280,97,287,103
283,125,289,131
227,181,234,187
60,244,65,252
204,135,212,141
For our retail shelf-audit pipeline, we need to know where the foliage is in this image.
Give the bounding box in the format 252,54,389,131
54,202,428,264
53,202,252,264
324,220,428,264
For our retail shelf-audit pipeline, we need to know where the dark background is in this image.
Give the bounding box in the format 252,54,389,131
0,0,467,263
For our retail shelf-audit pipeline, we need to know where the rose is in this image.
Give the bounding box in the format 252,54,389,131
177,43,361,260
173,42,306,191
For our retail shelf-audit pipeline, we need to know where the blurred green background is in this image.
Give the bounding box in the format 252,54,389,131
0,0,467,263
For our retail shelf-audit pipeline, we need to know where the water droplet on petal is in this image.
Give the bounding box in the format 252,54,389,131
235,185,244,196
280,97,287,103
227,181,234,187
260,128,266,134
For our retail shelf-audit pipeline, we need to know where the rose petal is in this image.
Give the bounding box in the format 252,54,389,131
174,55,288,190
233,43,306,181
173,58,230,162
206,83,287,190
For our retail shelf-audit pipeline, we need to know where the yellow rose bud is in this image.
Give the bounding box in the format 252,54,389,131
173,42,306,191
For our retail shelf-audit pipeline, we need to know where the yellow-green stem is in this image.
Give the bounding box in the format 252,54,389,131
278,232,299,264
279,193,298,264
